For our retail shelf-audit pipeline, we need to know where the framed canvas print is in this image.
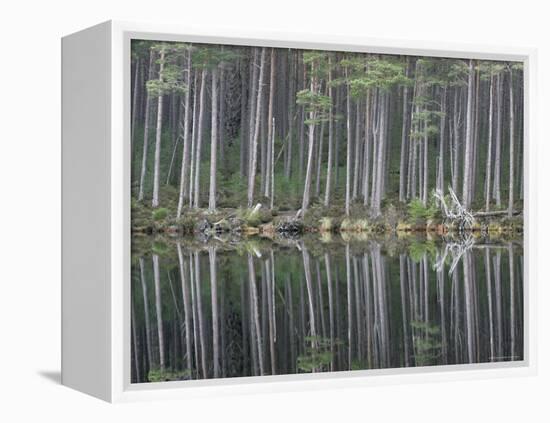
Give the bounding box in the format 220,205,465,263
61,21,537,402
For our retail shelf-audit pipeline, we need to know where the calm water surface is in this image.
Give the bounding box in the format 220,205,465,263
130,234,523,383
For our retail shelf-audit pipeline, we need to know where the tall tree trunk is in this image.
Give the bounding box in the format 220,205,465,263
152,254,165,371
139,257,153,370
138,49,155,202
247,48,266,207
239,58,249,178
362,92,372,206
484,74,494,211
352,101,361,200
270,118,275,209
176,49,192,219
399,59,411,202
422,120,428,206
285,51,295,179
345,68,352,216
131,301,140,382
301,63,317,214
218,65,226,166
372,91,387,216
209,247,219,377
324,58,334,207
247,50,259,181
462,60,474,209
264,49,276,201
176,243,193,372
194,252,207,377
188,70,198,207
208,66,219,211
131,57,140,148
152,46,166,208
315,119,326,198
302,247,317,351
193,68,207,208
248,254,264,375
493,73,503,206
437,87,447,194
508,69,515,217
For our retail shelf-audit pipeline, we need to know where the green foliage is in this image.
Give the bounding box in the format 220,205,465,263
407,199,438,220
237,207,272,227
147,368,192,382
411,321,442,366
192,46,239,70
146,43,191,97
152,207,169,221
346,56,409,96
297,336,336,373
152,240,169,256
408,239,437,263
146,66,187,97
296,89,332,123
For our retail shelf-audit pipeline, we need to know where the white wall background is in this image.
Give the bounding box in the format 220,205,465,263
1,0,548,420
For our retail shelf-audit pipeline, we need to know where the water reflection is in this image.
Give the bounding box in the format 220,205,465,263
130,235,523,383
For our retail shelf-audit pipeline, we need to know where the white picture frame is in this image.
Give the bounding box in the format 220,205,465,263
61,20,537,403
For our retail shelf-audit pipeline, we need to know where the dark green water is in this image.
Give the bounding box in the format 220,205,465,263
130,235,523,383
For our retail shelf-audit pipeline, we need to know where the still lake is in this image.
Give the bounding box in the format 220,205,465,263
130,234,523,383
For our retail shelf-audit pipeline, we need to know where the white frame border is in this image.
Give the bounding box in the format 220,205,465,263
109,20,537,403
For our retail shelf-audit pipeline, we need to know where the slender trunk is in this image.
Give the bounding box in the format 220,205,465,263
188,70,198,207
152,254,165,371
508,70,515,217
399,60,411,201
176,243,193,372
301,70,317,213
345,68,352,216
248,254,264,375
131,57,140,148
219,65,226,166
302,247,317,348
138,49,155,202
373,91,387,216
193,68,207,208
462,60,474,209
324,59,334,207
438,87,447,194
270,118,275,209
285,51,295,179
266,254,276,374
194,252,207,377
131,301,140,381
209,247,219,377
139,257,153,370
176,49,192,219
247,48,266,207
493,73,503,206
508,244,515,358
315,119,326,198
352,101,361,200
152,46,166,208
265,49,276,200
208,66,219,211
345,244,352,368
484,74,494,211
239,58,249,178
362,92,372,206
422,119,428,206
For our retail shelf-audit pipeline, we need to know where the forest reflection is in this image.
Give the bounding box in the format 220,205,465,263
131,236,523,383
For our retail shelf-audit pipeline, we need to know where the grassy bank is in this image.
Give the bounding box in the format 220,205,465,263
132,196,523,240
